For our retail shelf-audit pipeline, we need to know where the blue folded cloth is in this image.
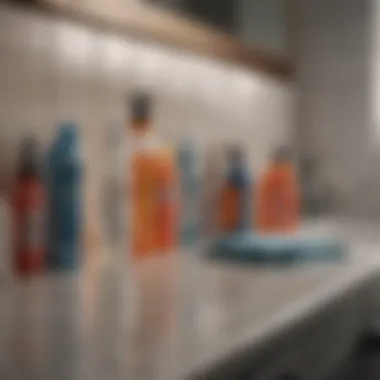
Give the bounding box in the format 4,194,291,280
208,232,345,265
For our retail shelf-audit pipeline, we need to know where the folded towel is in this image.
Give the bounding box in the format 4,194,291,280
208,232,345,265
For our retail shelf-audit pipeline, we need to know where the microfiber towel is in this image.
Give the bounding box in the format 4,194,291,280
208,232,345,265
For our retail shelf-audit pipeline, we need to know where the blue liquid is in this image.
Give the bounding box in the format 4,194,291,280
227,167,253,231
223,158,253,233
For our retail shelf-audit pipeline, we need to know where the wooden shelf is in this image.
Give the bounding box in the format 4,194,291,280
25,0,295,81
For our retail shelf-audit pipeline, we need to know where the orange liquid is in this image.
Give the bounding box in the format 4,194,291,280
256,163,299,233
131,149,177,259
131,153,157,259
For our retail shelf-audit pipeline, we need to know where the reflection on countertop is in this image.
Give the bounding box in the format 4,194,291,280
1,220,380,380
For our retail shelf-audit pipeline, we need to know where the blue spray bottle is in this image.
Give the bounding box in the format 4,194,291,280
177,140,200,247
220,146,252,233
46,122,83,270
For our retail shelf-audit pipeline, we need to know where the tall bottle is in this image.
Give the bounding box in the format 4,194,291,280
47,122,83,270
219,146,252,233
102,123,126,251
12,137,45,276
127,92,177,258
177,140,200,247
128,93,159,259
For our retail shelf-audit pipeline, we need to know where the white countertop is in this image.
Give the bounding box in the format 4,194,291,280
1,219,380,380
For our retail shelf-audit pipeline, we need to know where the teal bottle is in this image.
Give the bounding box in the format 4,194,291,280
47,122,83,270
222,147,252,232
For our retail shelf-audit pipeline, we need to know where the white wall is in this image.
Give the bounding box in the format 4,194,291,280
296,0,377,216
0,4,292,174
0,4,292,246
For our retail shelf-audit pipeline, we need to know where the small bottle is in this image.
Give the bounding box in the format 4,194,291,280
177,140,200,247
256,147,300,233
102,123,126,251
202,146,223,240
219,146,252,233
46,122,83,270
12,137,46,276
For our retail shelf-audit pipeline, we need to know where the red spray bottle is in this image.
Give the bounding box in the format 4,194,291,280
12,138,45,276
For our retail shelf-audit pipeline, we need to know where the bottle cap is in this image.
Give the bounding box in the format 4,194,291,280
54,121,80,151
57,121,79,139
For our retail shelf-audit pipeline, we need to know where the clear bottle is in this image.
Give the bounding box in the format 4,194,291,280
102,123,126,253
202,145,223,242
177,140,200,248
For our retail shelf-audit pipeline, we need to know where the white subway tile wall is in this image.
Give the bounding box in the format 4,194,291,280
0,4,292,249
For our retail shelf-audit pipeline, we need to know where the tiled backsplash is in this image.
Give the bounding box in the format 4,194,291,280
0,4,293,249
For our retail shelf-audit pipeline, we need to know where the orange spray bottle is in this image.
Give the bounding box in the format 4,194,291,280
256,147,300,233
128,92,164,259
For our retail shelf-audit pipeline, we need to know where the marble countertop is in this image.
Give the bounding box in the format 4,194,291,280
1,219,380,380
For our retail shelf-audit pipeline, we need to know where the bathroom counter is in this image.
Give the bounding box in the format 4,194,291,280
1,220,380,380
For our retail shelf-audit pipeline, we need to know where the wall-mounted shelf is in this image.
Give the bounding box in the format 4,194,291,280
19,0,294,80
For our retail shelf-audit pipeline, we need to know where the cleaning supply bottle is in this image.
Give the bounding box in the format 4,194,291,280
128,93,178,258
202,145,223,240
47,122,83,270
128,92,161,259
256,147,300,233
12,137,45,276
102,123,126,251
177,140,200,247
219,146,252,233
